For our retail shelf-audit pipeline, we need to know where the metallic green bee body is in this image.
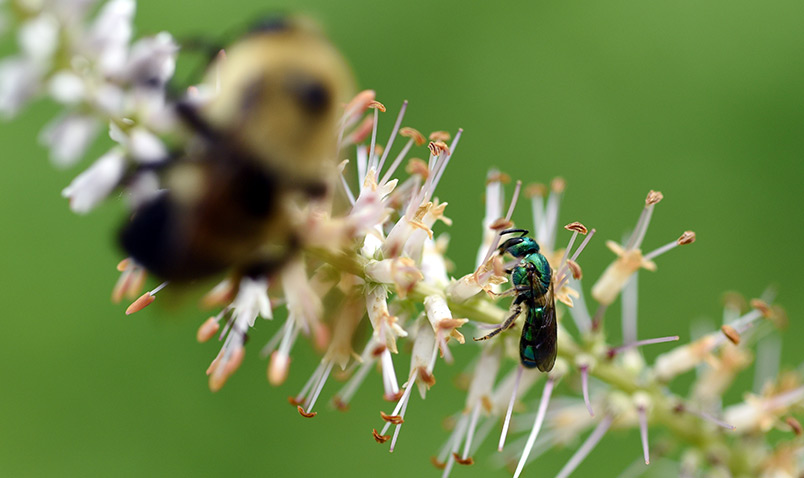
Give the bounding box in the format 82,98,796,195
475,229,557,372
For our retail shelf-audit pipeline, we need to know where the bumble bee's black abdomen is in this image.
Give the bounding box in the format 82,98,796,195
119,192,228,281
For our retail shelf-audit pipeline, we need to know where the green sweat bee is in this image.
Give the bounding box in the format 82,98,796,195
475,229,557,372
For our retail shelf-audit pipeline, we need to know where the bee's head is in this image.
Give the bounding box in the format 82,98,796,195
499,236,541,259
202,16,354,180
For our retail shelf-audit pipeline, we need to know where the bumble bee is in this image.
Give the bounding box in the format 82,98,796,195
120,17,354,281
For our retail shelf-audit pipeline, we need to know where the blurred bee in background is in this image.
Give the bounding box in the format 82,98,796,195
120,16,354,281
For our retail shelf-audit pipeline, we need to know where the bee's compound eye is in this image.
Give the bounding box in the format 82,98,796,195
292,80,330,115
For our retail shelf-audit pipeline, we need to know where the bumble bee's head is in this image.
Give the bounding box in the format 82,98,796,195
201,16,354,180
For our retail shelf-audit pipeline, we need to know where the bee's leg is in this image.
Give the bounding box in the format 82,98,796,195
486,287,517,299
473,304,522,341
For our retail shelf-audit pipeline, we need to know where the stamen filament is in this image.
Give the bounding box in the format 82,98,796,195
513,378,555,478
461,401,482,459
612,336,680,355
555,414,614,478
498,365,524,451
304,361,334,414
580,365,594,417
376,101,407,178
638,406,650,465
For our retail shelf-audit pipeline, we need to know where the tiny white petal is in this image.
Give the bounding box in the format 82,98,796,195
90,0,135,76
0,58,40,117
61,149,126,214
129,127,167,163
18,14,60,64
48,71,86,104
40,114,99,167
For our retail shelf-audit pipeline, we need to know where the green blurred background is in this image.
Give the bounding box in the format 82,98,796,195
1,0,802,476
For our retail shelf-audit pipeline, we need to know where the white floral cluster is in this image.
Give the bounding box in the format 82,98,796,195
1,2,802,478
1,0,177,213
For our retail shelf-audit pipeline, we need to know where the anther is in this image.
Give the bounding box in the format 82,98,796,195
297,405,317,418
565,222,588,234
405,158,429,178
645,190,663,205
428,141,450,157
373,429,391,444
750,299,772,318
429,131,451,142
486,172,511,185
452,453,474,466
551,177,566,193
720,325,741,345
116,257,130,271
400,127,426,146
677,231,696,245
490,217,513,231
368,100,386,112
786,417,802,436
126,292,154,315
381,411,404,425
525,183,546,198
567,260,582,280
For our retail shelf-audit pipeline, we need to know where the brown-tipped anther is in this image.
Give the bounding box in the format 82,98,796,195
550,177,565,193
486,172,511,185
430,457,447,469
567,260,583,280
373,429,391,444
490,217,514,231
381,411,404,425
452,453,474,466
297,405,317,418
525,183,546,198
371,344,387,357
786,417,802,436
368,100,386,112
428,130,451,142
126,292,154,315
428,141,450,157
400,127,426,146
405,158,429,178
646,190,663,205
196,317,220,343
750,299,772,318
116,258,130,271
288,396,303,406
419,369,436,387
678,231,696,245
721,325,741,345
333,397,350,412
384,390,404,402
673,403,685,414
481,396,493,413
564,222,588,234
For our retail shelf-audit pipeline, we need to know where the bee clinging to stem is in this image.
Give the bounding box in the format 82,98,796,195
474,229,557,372
120,16,355,282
